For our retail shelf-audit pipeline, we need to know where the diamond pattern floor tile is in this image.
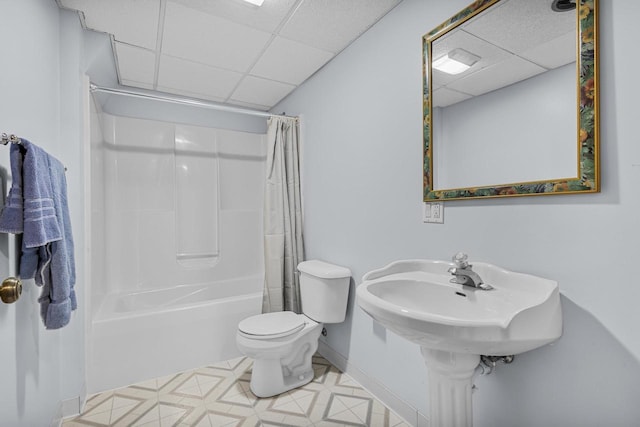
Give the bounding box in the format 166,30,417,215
63,354,409,427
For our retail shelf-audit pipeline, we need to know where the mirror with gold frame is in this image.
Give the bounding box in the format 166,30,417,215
423,0,599,200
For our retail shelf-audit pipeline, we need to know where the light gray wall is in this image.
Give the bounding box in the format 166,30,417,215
434,64,576,189
275,0,640,425
0,1,85,425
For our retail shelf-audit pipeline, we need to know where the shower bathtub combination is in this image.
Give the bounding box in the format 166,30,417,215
89,276,262,392
88,109,266,393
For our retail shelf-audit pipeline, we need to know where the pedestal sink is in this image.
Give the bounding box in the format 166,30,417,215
356,258,562,427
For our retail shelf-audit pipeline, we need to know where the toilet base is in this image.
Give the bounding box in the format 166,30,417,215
248,333,320,397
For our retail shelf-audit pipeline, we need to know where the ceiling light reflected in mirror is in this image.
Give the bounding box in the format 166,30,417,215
432,48,480,75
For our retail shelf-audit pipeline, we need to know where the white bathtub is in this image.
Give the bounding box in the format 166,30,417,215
87,275,262,393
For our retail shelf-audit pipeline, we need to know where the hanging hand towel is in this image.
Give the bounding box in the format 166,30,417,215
0,139,76,329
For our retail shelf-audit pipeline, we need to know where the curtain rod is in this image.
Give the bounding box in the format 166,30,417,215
89,84,297,120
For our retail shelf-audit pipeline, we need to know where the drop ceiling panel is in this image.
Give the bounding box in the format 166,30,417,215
520,31,576,69
429,0,576,107
432,88,473,108
157,55,243,101
115,42,156,87
279,0,401,53
462,0,576,55
448,56,546,96
250,36,334,85
227,99,271,112
59,0,403,109
162,1,272,72
59,0,159,49
231,76,296,108
167,0,299,33
431,29,513,87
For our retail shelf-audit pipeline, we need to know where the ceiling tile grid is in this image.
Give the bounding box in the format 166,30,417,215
169,0,299,34
58,0,402,110
278,0,403,53
60,0,160,50
431,29,514,88
250,36,335,85
157,55,244,101
430,0,577,107
520,30,576,69
57,0,401,110
230,75,296,107
432,87,473,108
162,1,273,72
114,42,156,89
462,0,576,56
448,56,546,97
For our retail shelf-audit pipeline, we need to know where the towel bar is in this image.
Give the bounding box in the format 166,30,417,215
1,133,21,145
0,134,67,171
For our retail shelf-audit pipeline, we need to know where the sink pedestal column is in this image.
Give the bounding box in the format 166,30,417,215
421,348,480,427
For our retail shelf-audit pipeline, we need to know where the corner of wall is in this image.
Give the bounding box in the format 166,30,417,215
54,380,87,426
317,340,427,427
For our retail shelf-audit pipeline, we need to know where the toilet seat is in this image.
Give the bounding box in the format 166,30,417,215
238,311,307,340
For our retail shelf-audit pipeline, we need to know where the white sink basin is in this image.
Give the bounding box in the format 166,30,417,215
356,259,562,355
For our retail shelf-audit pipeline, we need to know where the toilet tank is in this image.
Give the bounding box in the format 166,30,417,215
298,260,351,323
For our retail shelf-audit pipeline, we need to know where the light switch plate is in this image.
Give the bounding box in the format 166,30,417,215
423,202,444,223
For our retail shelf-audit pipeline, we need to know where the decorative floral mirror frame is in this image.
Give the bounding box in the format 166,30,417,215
423,0,599,200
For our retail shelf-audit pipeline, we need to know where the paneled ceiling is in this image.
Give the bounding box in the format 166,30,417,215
57,0,402,110
431,0,576,107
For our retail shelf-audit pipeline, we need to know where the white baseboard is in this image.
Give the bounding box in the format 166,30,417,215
62,396,82,418
57,382,87,426
317,340,429,427
51,404,63,427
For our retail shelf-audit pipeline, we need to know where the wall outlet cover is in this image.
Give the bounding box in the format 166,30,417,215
423,202,444,224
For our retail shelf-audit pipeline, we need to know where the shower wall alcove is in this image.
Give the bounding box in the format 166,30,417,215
88,96,266,393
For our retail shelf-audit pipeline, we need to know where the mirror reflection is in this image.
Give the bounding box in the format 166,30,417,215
423,0,599,200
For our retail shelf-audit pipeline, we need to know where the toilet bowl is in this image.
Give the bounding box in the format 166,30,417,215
236,260,351,397
237,311,322,397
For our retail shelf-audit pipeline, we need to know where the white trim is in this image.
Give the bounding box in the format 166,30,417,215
54,388,86,426
80,75,92,422
61,395,82,419
297,114,305,225
51,403,62,427
317,340,429,427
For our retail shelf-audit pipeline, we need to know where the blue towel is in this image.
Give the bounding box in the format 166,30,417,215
0,140,76,329
0,143,26,233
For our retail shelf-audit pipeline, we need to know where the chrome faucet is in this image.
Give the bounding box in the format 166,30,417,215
448,253,493,290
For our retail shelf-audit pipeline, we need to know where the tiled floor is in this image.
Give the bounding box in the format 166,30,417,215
63,354,410,427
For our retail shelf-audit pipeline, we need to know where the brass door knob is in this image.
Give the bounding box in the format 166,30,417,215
0,277,22,304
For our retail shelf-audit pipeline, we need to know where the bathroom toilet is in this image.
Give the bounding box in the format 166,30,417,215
236,260,351,397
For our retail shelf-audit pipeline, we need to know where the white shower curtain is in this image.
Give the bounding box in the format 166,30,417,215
262,116,304,313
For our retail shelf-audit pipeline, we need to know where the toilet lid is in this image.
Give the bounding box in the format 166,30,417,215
238,311,306,339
